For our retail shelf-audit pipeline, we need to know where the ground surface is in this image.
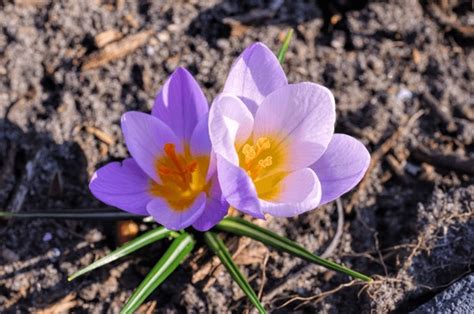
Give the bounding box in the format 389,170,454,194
0,0,473,313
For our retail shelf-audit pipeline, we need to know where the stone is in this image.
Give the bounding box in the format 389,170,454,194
411,274,474,314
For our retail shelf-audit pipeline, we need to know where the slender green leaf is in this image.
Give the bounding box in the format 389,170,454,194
68,227,179,281
0,210,145,220
215,217,372,282
277,28,294,64
120,233,195,314
204,232,266,314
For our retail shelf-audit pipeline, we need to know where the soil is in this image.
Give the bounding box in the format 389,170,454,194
0,0,473,313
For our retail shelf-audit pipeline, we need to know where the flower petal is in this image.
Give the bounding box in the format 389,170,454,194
223,42,287,115
192,175,229,231
216,155,263,219
260,168,322,217
89,158,151,215
311,134,370,205
209,93,254,163
146,193,206,230
253,82,336,170
121,111,181,183
190,112,211,157
152,67,208,142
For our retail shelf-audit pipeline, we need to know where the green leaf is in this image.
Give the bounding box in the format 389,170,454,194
215,217,372,282
204,232,266,314
277,28,294,64
0,210,145,220
120,232,195,314
68,227,179,281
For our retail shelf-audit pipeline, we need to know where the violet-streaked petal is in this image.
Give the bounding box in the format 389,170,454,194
192,175,229,231
146,193,206,231
223,42,287,115
311,134,370,205
121,111,181,183
254,83,336,170
209,94,254,163
152,67,208,142
260,168,321,217
216,154,263,219
89,158,151,215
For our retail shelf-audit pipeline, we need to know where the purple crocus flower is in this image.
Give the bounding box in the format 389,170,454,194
89,67,228,231
209,43,370,219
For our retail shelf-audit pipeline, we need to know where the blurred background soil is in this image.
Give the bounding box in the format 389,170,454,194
0,0,472,312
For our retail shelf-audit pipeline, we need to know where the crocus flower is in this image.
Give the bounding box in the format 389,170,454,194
89,67,228,231
209,43,370,219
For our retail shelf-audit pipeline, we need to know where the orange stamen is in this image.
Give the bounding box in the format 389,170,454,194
158,143,199,190
186,160,198,173
164,143,185,174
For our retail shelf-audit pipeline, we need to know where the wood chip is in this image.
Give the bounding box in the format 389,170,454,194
14,0,47,7
222,18,250,38
82,30,153,71
412,48,421,64
116,220,139,245
95,29,123,48
85,126,115,145
36,293,77,314
124,14,140,29
330,14,342,25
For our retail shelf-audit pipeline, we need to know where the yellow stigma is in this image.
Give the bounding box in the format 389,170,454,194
239,137,275,179
258,156,273,168
242,144,257,162
256,137,271,151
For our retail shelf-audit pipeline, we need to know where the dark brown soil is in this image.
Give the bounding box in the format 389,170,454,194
0,0,472,313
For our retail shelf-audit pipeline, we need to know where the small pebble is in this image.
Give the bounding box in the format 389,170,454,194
42,232,53,242
157,31,170,42
146,45,155,56
397,88,413,102
51,248,61,258
2,248,19,262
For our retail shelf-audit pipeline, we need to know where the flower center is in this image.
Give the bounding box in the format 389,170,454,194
240,137,274,179
157,143,199,190
150,143,209,212
238,136,287,201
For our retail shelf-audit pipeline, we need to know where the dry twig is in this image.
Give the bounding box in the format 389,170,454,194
277,279,363,309
82,29,153,71
411,146,474,175
346,110,424,214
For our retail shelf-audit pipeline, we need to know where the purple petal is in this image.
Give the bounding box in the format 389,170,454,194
152,67,208,142
209,94,254,163
89,158,151,215
216,155,263,219
223,42,287,115
253,83,336,170
260,168,321,217
190,113,211,157
146,193,206,230
192,175,229,231
311,134,370,205
121,111,181,183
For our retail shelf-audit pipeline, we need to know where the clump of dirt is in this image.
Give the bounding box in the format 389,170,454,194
0,0,472,312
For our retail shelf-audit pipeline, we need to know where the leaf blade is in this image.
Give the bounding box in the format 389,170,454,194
215,217,372,282
277,28,294,64
68,227,178,281
204,232,266,314
120,232,195,314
